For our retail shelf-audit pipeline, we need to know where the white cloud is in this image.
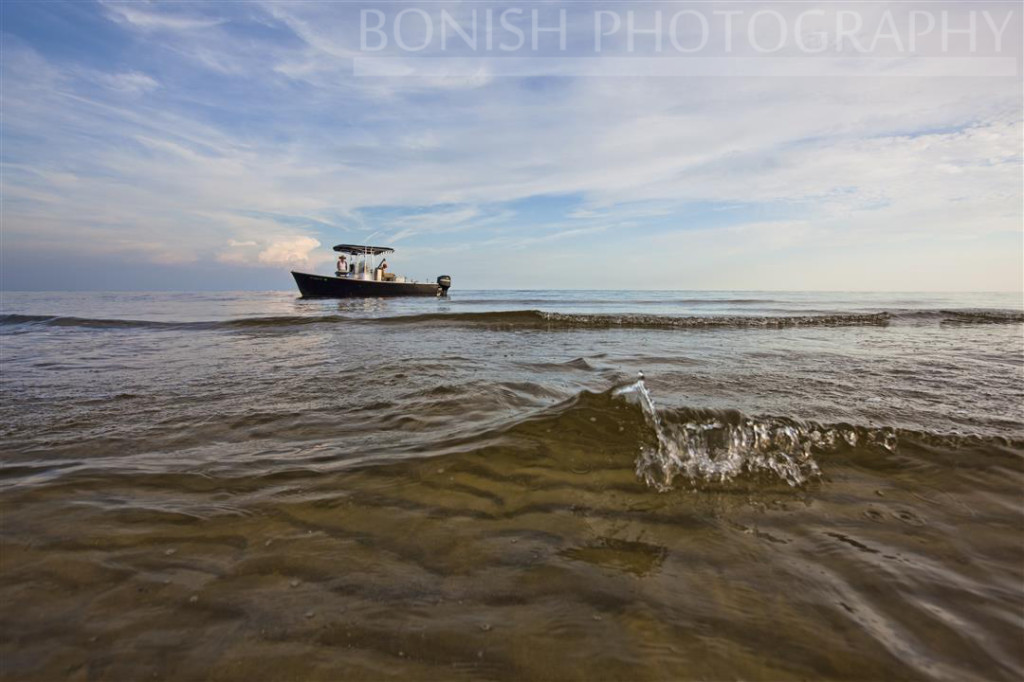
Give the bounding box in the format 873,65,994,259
217,235,325,269
102,2,224,32
257,236,322,266
92,71,160,94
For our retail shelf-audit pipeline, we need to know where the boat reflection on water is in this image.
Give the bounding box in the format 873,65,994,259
291,244,451,298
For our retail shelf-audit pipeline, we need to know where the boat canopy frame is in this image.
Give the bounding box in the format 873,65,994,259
333,244,394,256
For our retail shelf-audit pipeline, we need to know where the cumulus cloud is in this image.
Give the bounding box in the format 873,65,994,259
217,236,324,268
257,236,322,266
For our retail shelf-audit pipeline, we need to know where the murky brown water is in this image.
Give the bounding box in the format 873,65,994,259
2,291,1022,680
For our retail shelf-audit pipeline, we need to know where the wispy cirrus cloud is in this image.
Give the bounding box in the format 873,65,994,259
101,1,225,32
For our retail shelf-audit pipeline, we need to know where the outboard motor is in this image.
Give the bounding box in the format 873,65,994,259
437,275,452,296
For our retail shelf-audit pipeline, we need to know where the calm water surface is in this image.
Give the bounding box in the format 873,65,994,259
2,290,1022,681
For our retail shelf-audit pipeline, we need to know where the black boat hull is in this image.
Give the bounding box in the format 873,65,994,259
292,271,444,298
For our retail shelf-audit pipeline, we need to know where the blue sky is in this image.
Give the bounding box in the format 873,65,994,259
1,1,1021,291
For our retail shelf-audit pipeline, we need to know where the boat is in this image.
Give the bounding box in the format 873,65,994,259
291,244,451,298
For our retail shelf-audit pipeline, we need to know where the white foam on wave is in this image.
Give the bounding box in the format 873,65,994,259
614,374,896,491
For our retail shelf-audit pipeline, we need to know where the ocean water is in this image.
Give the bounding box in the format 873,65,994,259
1,289,1022,681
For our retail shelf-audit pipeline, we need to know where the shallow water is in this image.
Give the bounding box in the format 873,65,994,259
1,290,1022,680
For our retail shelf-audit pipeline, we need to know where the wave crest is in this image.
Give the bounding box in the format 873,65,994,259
938,309,1024,324
375,310,893,329
4,308,1020,333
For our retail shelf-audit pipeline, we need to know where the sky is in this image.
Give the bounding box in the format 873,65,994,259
1,0,1021,291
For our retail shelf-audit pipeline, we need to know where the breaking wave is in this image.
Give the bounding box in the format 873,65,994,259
936,309,1024,324
0,311,892,331
440,375,1018,494
3,308,1020,333
472,376,1011,493
0,313,351,330
453,297,777,305
891,308,1024,324
375,310,894,329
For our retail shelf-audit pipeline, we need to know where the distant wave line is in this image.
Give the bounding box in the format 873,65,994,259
2,308,1021,332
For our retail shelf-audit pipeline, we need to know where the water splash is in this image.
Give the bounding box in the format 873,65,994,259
614,373,896,491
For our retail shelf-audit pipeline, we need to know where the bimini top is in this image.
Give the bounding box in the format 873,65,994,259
332,244,395,255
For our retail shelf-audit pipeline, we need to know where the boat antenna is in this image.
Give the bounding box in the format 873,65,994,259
363,231,379,268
